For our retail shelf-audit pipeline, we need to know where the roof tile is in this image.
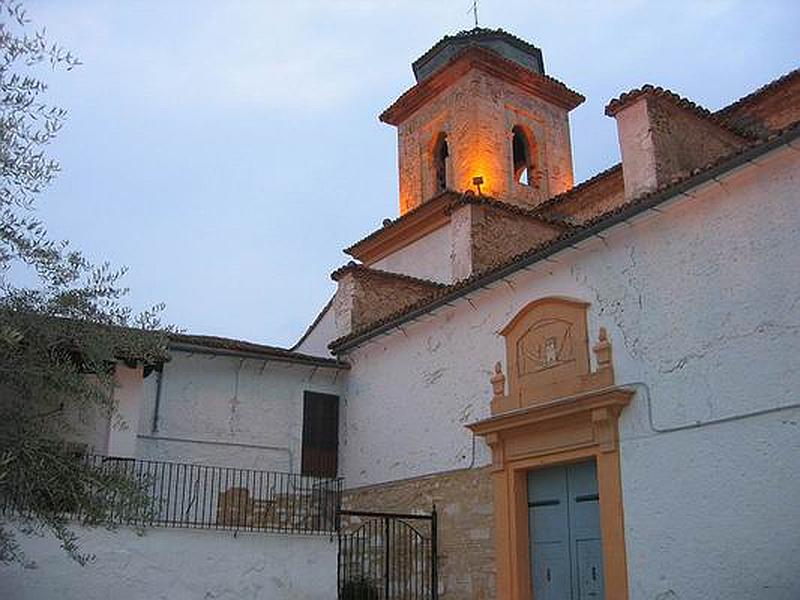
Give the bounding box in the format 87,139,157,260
329,120,800,352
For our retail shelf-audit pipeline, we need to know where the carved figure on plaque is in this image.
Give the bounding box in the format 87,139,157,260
517,317,575,375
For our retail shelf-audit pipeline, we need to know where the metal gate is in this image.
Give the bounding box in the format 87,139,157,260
337,509,438,600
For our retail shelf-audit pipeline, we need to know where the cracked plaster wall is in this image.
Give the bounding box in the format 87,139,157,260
136,351,342,472
338,146,800,599
0,525,336,600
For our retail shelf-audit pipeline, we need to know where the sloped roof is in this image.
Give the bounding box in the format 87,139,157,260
380,45,584,125
605,84,753,139
329,120,800,353
330,263,448,288
169,332,348,368
412,27,545,81
716,68,800,121
345,190,570,262
290,295,334,352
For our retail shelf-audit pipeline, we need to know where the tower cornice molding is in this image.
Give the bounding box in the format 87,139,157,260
380,46,584,126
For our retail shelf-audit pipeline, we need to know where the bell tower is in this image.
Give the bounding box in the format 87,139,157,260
381,29,584,214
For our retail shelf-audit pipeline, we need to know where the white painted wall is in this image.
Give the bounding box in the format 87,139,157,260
371,222,452,283
1,525,336,600
62,367,143,458
338,146,800,598
106,365,144,458
295,300,337,357
137,352,343,472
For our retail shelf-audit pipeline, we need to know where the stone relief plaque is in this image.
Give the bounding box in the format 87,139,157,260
496,297,614,410
517,317,576,375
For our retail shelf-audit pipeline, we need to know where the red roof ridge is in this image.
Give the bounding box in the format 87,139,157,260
604,84,754,139
715,68,800,118
456,192,574,228
330,262,448,288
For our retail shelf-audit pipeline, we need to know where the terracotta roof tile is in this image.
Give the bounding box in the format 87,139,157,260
532,163,623,214
169,332,348,368
329,121,800,353
457,192,574,228
413,27,544,75
715,68,800,120
330,263,448,288
344,190,569,258
380,46,584,125
604,84,754,139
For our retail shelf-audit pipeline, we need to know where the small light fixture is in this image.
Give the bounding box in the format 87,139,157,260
472,176,484,195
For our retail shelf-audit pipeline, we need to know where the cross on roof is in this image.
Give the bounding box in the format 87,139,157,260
470,0,479,28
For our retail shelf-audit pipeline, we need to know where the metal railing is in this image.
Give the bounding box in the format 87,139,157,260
2,455,342,535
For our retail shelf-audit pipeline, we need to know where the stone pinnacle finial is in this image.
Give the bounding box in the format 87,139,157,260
593,327,613,371
490,361,506,399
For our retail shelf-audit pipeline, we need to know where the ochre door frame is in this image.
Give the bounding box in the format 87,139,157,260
469,297,632,599
471,389,632,600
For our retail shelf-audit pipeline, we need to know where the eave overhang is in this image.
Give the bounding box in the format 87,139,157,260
345,191,457,263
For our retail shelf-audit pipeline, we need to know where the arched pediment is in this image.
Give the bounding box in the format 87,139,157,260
496,297,613,412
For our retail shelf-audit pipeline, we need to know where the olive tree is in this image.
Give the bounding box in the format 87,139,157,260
0,0,168,565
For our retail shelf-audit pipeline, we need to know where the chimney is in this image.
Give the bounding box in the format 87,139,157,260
331,264,445,339
606,86,748,199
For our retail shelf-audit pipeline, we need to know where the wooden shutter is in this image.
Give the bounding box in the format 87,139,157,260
301,391,339,478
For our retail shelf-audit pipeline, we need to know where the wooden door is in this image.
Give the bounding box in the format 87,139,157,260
528,460,604,599
301,391,339,478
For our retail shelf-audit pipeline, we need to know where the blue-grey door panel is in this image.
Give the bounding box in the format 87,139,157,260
529,465,572,600
576,539,604,599
528,460,604,600
530,540,572,600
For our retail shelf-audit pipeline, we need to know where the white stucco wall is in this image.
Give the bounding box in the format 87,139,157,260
338,146,800,598
137,352,343,472
62,367,144,457
295,300,337,357
107,365,144,458
371,222,452,283
0,525,336,600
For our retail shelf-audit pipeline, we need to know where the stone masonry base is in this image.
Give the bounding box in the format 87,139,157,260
342,466,495,600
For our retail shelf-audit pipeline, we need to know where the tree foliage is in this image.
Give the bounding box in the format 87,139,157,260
0,1,168,565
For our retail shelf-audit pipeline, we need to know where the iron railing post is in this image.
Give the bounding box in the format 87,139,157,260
384,516,391,599
431,504,438,600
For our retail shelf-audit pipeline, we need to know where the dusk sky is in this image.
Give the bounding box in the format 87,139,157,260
32,0,799,347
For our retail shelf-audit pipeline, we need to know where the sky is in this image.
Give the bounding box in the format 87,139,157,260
26,0,800,347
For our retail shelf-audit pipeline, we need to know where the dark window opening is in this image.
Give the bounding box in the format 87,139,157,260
301,391,339,478
513,126,533,186
434,132,449,193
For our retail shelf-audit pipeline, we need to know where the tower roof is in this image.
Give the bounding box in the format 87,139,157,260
412,27,544,82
